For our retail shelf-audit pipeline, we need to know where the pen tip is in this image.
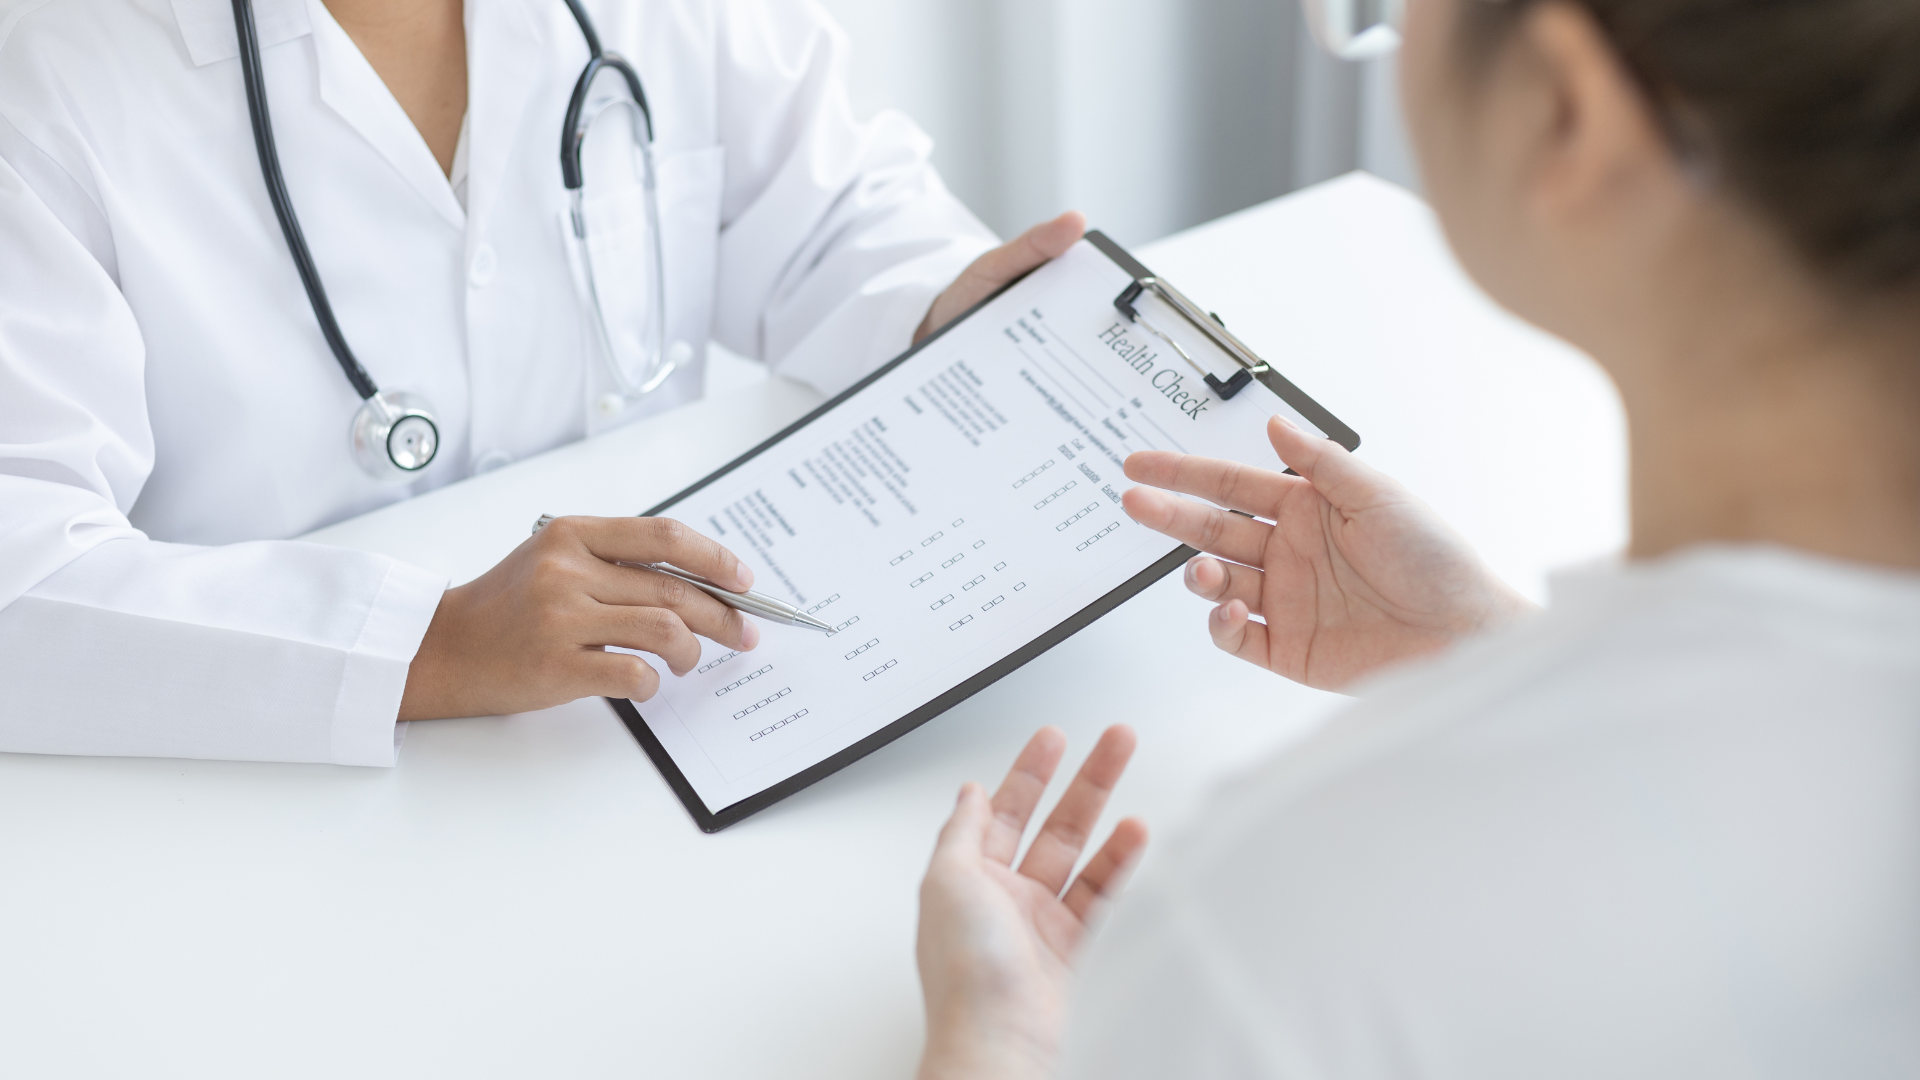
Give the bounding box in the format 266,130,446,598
798,612,835,632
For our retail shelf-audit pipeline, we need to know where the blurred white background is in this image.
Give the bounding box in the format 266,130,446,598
710,0,1422,396
813,0,1419,246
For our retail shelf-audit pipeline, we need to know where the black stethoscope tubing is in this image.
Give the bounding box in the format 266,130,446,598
232,0,379,401
560,0,653,192
230,0,652,406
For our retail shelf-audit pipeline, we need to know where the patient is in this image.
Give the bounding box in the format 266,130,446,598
912,0,1920,1076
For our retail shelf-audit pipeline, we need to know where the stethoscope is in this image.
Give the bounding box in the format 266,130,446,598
230,0,672,482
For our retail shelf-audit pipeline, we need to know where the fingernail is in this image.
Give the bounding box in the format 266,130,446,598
740,620,761,651
1183,559,1201,590
1273,414,1298,431
735,560,755,589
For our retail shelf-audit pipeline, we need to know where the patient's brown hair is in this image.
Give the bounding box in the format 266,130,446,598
1466,0,1920,298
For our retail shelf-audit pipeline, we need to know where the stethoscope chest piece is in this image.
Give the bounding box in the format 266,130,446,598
350,390,441,482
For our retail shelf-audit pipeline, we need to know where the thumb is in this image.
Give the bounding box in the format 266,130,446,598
1266,415,1395,511
994,210,1088,275
918,212,1088,343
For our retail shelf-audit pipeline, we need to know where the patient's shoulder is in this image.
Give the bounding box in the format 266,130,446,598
1263,544,1920,813
1079,546,1920,1076
1163,543,1920,939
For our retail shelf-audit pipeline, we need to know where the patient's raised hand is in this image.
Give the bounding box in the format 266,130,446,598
915,726,1147,1080
1122,416,1535,691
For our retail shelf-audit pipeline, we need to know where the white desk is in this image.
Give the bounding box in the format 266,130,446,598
0,174,1624,1078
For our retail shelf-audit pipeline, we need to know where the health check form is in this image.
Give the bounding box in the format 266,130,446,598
620,235,1356,829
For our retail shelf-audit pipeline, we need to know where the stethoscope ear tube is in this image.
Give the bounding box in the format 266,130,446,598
560,0,653,191
561,53,654,191
559,0,672,413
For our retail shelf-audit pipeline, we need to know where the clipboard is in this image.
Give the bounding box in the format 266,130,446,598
1088,233,1359,449
609,231,1359,831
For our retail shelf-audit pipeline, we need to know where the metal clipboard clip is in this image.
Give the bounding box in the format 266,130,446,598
1113,276,1271,401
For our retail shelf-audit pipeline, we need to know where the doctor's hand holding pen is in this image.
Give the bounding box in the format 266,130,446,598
392,215,1092,723
1120,415,1539,691
397,516,760,720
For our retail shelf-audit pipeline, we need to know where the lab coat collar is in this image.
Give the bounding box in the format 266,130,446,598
462,0,552,231
169,0,555,235
170,0,466,230
170,0,311,67
307,0,467,230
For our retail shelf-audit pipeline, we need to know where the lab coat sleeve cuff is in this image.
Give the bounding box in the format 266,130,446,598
329,559,448,766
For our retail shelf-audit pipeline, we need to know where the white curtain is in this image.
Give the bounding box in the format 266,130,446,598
815,0,1420,247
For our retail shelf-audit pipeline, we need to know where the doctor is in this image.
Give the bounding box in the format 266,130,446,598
0,0,1083,764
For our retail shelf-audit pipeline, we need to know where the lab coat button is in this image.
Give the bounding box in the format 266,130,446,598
473,450,513,474
469,244,498,287
595,392,627,418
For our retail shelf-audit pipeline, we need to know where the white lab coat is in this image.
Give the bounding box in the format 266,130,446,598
0,0,995,764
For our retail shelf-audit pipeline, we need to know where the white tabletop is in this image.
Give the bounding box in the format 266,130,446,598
0,174,1624,1079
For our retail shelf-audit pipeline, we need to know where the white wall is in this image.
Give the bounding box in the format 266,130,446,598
814,0,1418,246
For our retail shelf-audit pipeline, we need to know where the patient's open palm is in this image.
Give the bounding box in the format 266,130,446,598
916,727,1147,1080
1122,418,1533,690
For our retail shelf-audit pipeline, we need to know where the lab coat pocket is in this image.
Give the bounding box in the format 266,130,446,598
652,146,725,360
566,181,661,391
557,146,724,403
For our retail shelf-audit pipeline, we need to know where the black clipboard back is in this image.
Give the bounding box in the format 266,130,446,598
611,230,1357,832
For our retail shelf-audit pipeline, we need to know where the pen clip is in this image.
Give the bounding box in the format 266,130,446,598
1113,278,1271,401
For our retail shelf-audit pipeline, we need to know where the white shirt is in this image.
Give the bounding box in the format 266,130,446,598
0,0,994,764
1063,546,1920,1079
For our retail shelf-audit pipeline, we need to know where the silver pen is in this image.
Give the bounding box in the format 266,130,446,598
533,515,835,633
